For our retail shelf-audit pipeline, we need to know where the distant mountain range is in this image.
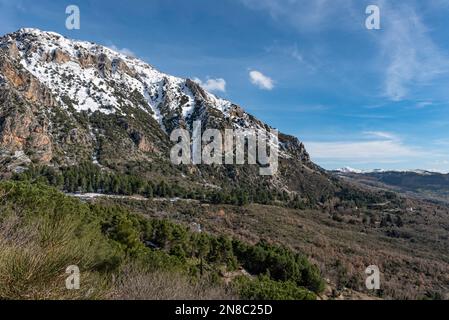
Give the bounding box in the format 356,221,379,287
334,168,449,203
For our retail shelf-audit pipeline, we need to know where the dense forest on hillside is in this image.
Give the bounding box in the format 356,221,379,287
12,163,401,211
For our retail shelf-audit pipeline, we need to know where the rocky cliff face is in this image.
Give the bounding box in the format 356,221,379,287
0,62,54,167
0,28,334,198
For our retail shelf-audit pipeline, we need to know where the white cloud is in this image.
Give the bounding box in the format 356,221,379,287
249,70,274,90
108,45,135,57
193,77,226,93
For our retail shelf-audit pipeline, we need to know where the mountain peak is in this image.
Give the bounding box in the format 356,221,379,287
17,27,58,36
1,28,219,119
1,29,314,177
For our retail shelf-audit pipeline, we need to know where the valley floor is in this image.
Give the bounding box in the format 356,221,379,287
92,195,449,300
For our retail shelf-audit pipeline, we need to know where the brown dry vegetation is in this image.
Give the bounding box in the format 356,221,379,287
111,266,234,300
106,197,449,300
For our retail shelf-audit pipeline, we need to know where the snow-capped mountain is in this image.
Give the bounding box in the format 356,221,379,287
1,28,333,197
335,167,364,174
1,28,264,133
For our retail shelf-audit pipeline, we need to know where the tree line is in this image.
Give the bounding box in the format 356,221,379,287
13,163,311,208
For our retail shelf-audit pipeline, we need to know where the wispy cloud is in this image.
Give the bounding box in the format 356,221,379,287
307,140,421,163
363,131,399,140
415,101,434,109
241,0,449,102
306,131,422,163
240,0,356,32
193,77,227,93
380,4,449,101
264,42,318,73
249,70,274,90
432,138,449,146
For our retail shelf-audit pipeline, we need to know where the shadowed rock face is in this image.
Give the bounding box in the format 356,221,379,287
0,28,335,200
0,97,53,164
0,72,54,160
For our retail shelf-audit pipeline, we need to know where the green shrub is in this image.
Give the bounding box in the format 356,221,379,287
235,275,316,300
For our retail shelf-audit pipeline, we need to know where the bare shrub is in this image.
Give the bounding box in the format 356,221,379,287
111,265,235,300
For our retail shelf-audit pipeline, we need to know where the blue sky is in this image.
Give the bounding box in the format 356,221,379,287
1,0,449,171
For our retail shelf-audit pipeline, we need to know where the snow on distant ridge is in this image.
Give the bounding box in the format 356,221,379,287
336,167,364,174
335,167,446,175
